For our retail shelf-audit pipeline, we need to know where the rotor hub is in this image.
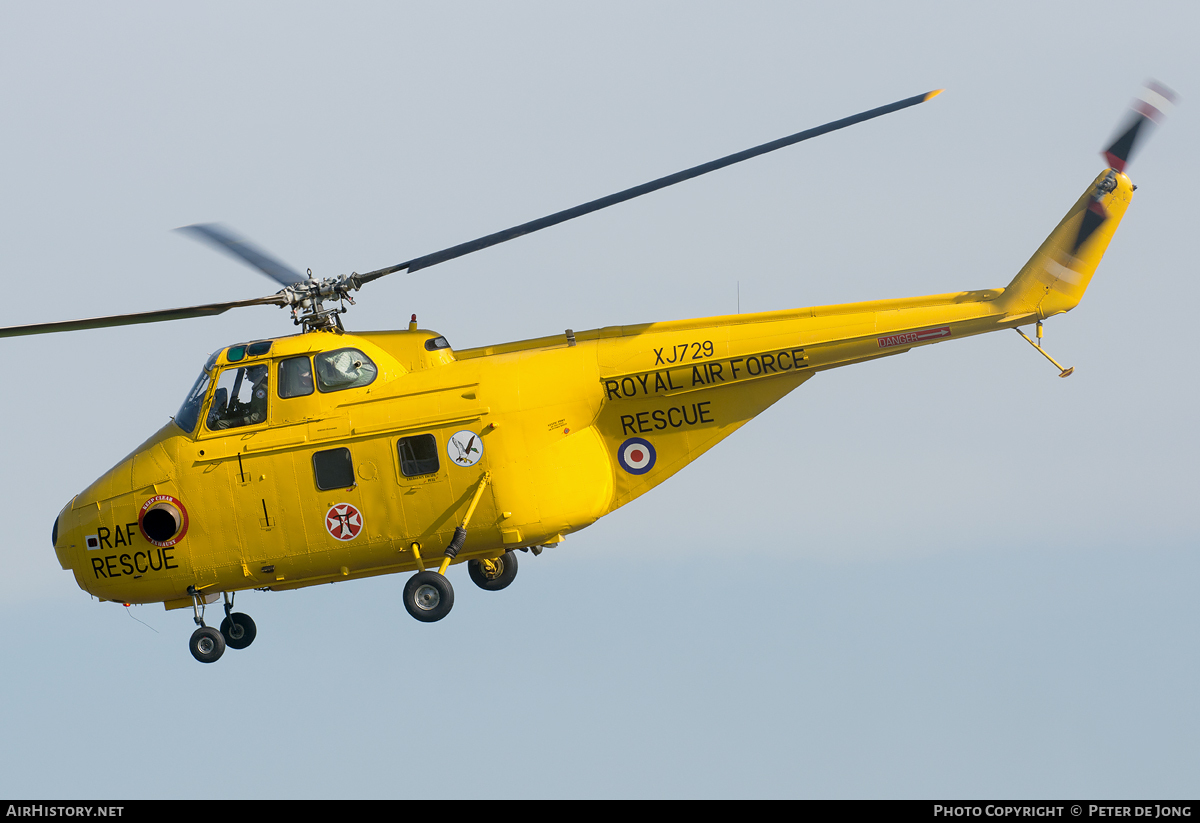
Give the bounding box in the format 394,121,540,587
281,273,362,332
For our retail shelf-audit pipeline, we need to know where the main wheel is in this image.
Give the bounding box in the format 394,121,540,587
189,626,226,663
403,571,454,622
468,552,518,591
220,612,257,650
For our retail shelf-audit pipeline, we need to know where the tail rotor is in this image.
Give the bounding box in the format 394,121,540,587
1074,81,1177,253
1102,80,1177,173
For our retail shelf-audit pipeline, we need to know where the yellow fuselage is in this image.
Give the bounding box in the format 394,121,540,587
51,170,1133,609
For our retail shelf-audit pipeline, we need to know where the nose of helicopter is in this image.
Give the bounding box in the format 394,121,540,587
52,501,70,565
50,420,185,595
51,497,87,574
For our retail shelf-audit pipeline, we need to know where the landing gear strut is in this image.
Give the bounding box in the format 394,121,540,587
186,588,257,662
400,471,491,623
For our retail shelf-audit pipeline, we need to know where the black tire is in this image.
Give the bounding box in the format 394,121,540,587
220,612,257,650
403,571,454,622
468,552,518,591
189,626,226,663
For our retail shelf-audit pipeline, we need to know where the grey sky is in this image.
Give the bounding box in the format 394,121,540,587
1,1,1196,798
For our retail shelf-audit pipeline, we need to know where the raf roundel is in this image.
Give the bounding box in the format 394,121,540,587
325,503,364,541
617,437,656,475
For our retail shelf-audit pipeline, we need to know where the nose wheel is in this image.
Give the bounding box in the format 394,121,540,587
220,612,257,650
189,626,226,663
185,588,257,662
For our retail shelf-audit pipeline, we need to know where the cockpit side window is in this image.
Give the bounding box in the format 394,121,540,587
278,356,314,399
315,348,377,392
206,364,270,431
174,370,211,434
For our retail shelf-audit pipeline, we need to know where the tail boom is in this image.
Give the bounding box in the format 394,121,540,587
459,169,1135,388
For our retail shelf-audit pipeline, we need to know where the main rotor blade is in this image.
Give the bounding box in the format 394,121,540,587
0,295,286,339
358,89,943,283
178,223,309,287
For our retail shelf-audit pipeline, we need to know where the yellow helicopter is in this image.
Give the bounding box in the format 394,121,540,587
6,84,1173,663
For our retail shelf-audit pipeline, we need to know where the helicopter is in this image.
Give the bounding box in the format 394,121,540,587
8,84,1173,663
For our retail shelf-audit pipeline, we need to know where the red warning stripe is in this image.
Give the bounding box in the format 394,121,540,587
877,326,952,349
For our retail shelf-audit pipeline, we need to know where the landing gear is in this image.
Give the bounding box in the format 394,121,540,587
186,585,226,663
220,592,256,650
221,613,257,649
186,588,256,662
468,551,518,591
189,625,226,663
403,571,454,622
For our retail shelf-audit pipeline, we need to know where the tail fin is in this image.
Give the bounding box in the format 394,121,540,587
999,82,1175,320
997,169,1134,319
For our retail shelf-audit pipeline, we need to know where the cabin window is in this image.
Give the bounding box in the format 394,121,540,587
174,369,211,434
315,348,377,392
397,434,439,477
206,364,269,431
424,336,450,351
278,356,314,398
313,447,355,490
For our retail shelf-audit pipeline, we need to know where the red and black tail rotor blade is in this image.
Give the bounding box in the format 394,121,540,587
1074,197,1111,253
1074,82,1177,253
1103,81,1177,172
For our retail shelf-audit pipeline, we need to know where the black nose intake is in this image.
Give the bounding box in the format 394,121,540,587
141,503,183,544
